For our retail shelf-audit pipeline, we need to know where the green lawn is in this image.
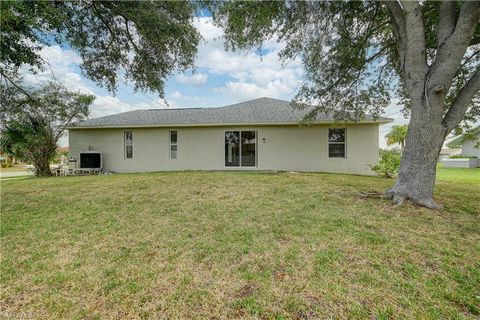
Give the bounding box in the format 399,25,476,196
1,171,479,319
0,165,28,173
436,164,480,183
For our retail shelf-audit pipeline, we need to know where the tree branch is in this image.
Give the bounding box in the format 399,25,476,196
428,1,480,94
400,1,427,100
442,66,480,132
92,2,116,49
344,44,394,96
470,36,480,46
382,1,407,74
437,1,457,48
454,49,480,79
54,112,77,142
0,70,37,103
123,17,140,53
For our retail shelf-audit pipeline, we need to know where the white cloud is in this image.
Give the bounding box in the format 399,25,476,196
215,80,294,101
20,45,95,95
192,17,303,102
90,95,173,118
40,45,83,65
171,90,183,99
17,44,171,119
90,96,134,118
194,17,224,42
176,73,208,86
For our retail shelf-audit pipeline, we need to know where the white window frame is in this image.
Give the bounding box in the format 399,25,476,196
169,130,178,160
124,131,133,159
224,130,258,168
328,128,347,159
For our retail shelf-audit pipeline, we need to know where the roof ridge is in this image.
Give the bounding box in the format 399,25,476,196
218,97,290,108
86,109,140,120
143,107,203,111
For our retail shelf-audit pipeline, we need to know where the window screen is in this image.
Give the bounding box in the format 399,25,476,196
170,131,177,159
125,131,133,159
328,128,346,158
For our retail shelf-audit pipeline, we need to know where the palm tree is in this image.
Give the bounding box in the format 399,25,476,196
386,125,408,153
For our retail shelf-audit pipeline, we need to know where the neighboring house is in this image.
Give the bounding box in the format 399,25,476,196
57,146,69,153
447,126,480,157
438,148,461,162
68,97,392,175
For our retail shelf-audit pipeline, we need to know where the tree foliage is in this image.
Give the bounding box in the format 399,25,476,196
0,82,95,176
212,1,479,124
0,0,201,97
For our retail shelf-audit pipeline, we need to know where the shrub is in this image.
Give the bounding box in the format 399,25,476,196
448,155,477,159
371,150,401,178
1,163,7,168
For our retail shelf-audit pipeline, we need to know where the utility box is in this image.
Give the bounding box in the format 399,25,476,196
79,151,102,170
68,157,77,170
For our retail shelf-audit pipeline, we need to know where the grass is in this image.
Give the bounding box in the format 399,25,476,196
436,164,480,183
0,165,27,173
1,170,479,319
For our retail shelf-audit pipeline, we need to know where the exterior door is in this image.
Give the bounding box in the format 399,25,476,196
225,131,256,167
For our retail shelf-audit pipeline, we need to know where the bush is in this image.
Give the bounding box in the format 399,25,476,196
371,150,401,178
1,163,7,168
448,155,477,159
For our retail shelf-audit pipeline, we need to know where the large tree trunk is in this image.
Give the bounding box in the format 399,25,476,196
33,158,52,177
386,102,447,209
32,146,54,177
382,1,480,209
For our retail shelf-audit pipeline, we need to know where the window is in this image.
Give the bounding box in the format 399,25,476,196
328,128,346,158
225,131,256,167
125,131,133,159
170,130,177,159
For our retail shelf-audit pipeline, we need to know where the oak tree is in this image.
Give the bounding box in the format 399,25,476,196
212,0,480,208
0,83,95,176
0,0,201,97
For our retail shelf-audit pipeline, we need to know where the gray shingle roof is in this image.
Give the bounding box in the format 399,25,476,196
70,97,392,128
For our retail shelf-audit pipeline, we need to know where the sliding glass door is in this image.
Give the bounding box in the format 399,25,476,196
225,131,240,167
225,131,256,167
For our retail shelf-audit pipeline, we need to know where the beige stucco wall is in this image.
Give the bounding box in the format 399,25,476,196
69,124,380,175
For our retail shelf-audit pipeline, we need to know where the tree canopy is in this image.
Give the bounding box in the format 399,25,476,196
0,0,201,97
212,1,479,125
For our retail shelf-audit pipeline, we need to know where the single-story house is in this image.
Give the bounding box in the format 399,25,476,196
57,146,69,153
443,126,480,168
446,126,480,158
438,148,461,162
68,97,392,175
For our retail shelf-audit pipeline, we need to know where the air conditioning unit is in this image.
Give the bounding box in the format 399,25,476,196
79,151,102,170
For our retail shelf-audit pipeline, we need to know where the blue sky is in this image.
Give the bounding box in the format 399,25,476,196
22,17,408,147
